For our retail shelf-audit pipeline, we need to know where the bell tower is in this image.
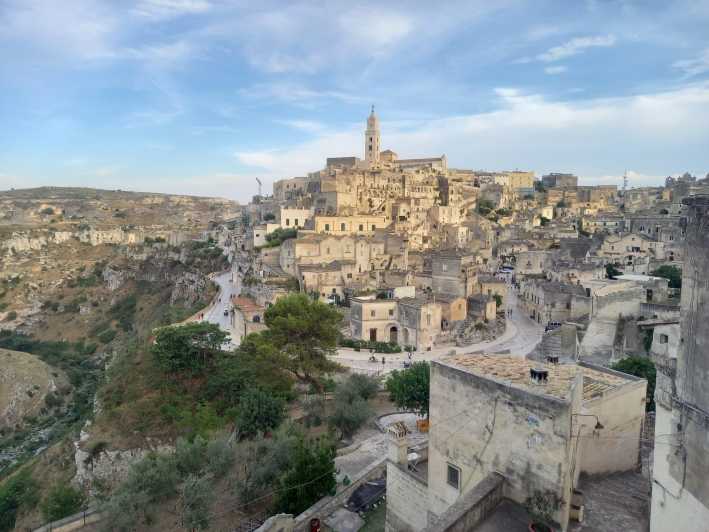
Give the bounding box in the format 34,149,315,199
364,105,380,167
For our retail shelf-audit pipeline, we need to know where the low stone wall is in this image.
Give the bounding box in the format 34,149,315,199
422,472,505,532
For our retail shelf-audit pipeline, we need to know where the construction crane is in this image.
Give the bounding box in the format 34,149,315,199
255,177,262,197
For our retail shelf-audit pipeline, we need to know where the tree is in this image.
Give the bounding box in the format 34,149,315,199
180,474,213,531
477,200,495,216
234,388,285,438
605,263,622,279
0,471,39,532
40,484,85,522
263,294,342,386
386,362,430,418
204,333,293,409
652,265,682,289
274,435,336,515
328,374,378,439
152,322,228,377
539,216,550,226
329,396,371,440
612,356,656,411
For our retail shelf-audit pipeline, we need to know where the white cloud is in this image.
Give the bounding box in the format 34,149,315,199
1,0,119,61
234,83,709,185
276,120,328,134
544,65,568,75
537,35,616,62
133,0,212,20
238,82,364,108
674,47,709,77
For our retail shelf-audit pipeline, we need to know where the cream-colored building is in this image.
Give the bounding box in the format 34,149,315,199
279,207,313,229
385,354,647,531
350,295,442,350
314,215,389,235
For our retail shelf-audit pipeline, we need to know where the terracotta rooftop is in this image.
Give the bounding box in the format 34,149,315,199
441,354,632,401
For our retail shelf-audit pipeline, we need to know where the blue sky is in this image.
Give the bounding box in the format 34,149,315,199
1,0,708,201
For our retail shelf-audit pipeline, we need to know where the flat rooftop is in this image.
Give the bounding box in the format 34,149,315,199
441,354,633,401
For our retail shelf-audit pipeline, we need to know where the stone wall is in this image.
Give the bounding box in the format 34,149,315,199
422,472,504,532
385,462,430,532
426,361,579,529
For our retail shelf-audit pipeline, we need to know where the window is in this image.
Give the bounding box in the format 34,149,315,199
326,247,330,254
359,224,364,231
341,223,346,231
325,224,330,231
285,218,290,226
427,314,431,325
442,263,448,272
371,310,376,317
659,334,669,344
295,219,299,227
371,225,376,230
389,309,394,317
347,273,352,279
447,464,460,490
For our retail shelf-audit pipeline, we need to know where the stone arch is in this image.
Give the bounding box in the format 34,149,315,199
389,325,398,344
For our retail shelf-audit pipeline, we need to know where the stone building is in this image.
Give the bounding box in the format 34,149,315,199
651,195,709,532
350,294,442,350
542,172,579,189
519,279,591,324
385,354,647,531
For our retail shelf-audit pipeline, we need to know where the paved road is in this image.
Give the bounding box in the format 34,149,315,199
332,283,543,375
201,259,243,349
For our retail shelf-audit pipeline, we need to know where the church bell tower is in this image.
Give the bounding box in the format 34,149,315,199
364,105,380,167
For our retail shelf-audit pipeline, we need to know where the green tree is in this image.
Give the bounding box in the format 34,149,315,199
327,374,377,439
605,263,622,279
386,362,431,418
180,474,213,531
274,435,336,515
152,322,228,377
40,484,85,522
0,470,39,532
612,356,656,411
652,265,682,289
477,200,495,216
263,294,342,385
539,216,550,226
204,333,292,409
234,388,286,438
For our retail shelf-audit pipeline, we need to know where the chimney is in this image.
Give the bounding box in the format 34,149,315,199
530,367,549,384
387,422,409,465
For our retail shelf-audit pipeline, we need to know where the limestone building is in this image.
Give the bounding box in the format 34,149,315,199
385,354,647,531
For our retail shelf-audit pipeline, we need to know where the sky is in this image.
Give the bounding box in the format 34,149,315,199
1,0,708,202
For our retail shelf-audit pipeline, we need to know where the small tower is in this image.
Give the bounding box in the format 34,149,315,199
364,105,381,167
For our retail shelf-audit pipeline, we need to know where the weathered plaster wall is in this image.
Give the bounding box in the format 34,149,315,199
385,462,430,532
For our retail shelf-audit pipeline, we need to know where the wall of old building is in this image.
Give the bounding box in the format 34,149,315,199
577,365,647,475
426,362,579,529
651,195,709,532
385,461,430,532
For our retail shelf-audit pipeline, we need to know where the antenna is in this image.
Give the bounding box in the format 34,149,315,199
255,177,262,197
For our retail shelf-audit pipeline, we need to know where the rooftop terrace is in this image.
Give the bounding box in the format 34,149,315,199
440,354,633,402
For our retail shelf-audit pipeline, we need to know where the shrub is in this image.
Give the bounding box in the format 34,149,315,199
40,484,85,522
0,470,39,532
3,311,17,322
329,396,371,440
98,329,117,344
234,388,285,438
